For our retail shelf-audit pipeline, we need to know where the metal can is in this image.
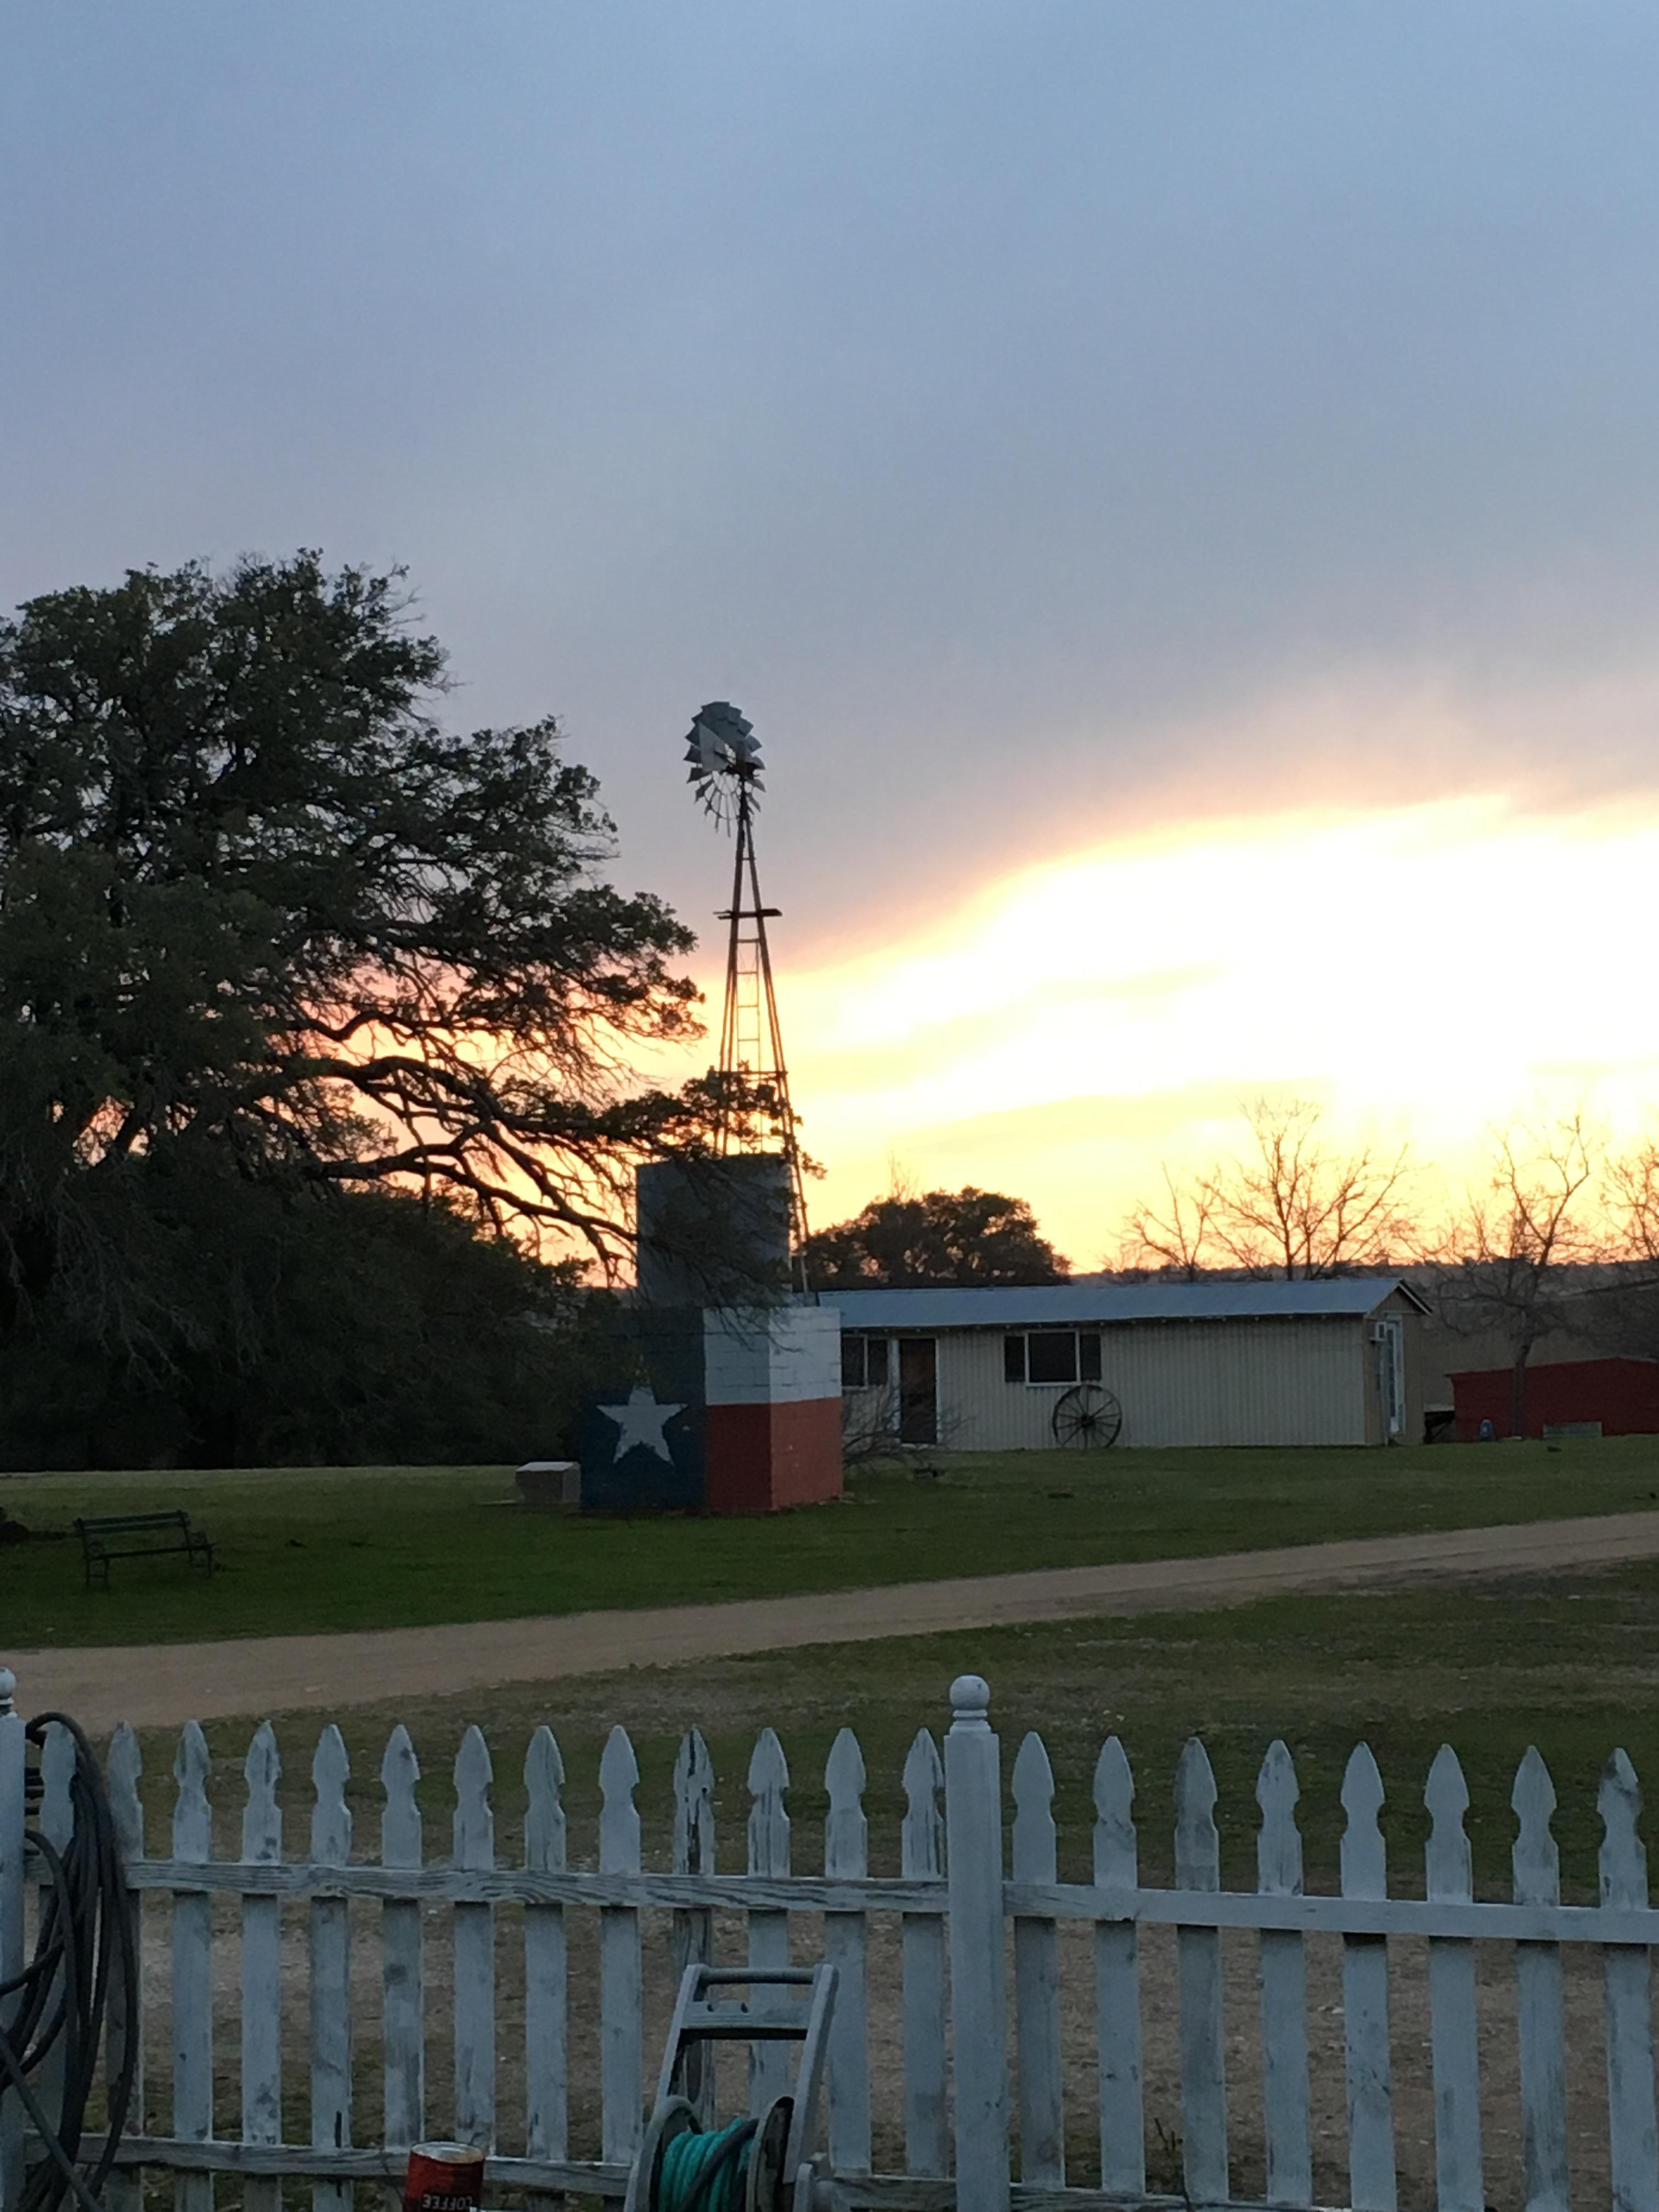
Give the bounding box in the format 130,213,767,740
403,2142,486,2212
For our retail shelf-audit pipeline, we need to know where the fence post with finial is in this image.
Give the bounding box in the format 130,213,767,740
945,1673,1009,2212
0,1668,24,2212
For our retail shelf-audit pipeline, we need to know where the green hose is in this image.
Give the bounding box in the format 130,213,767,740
657,2117,761,2212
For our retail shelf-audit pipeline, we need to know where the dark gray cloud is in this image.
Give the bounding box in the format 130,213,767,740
7,2,1659,952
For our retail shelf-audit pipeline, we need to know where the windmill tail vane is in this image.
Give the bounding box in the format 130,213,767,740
681,701,810,1286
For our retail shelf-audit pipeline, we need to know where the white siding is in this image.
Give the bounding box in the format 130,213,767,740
931,1317,1371,1449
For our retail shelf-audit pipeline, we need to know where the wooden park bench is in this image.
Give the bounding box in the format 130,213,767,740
74,1509,215,1590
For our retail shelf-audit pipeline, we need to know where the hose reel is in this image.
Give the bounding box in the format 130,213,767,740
625,1966,838,2212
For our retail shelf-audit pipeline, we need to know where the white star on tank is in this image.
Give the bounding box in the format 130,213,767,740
598,1386,685,1463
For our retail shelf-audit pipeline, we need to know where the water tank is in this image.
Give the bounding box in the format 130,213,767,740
635,1155,793,1308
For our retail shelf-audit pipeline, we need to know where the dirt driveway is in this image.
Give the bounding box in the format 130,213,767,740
13,1505,1659,1731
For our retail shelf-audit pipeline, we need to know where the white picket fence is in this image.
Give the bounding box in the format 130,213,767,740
6,1669,1659,2212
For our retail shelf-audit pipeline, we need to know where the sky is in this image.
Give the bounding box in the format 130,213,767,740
7,4,1659,1262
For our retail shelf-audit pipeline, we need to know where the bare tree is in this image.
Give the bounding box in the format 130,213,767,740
1121,1165,1215,1279
1121,1101,1416,1280
1205,1098,1417,1278
1434,1109,1604,1435
1606,1130,1659,1263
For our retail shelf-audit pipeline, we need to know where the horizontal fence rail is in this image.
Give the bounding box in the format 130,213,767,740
4,1671,1659,2212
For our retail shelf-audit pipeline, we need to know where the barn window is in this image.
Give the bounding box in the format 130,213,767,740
1005,1331,1104,1385
1026,1332,1078,1385
842,1335,889,1389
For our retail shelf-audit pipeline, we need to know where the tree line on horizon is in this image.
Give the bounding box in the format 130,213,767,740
3,551,1655,1469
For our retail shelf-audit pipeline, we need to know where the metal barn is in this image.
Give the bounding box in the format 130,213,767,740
825,1276,1429,1450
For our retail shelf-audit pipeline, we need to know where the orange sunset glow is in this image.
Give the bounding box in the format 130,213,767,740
730,794,1659,1265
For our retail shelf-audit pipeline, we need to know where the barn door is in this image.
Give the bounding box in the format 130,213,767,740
898,1338,938,1445
1375,1313,1406,1440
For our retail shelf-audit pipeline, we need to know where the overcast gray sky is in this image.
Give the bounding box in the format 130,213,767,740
8,5,1659,1242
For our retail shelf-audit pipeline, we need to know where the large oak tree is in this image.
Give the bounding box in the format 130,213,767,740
0,553,712,1356
805,1186,1068,1288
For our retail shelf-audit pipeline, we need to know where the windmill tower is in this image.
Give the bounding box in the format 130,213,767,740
683,702,810,1287
575,702,842,1515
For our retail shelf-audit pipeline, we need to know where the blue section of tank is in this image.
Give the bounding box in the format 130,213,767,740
577,1308,707,1513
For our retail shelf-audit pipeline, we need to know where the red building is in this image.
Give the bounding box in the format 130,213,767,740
1448,1355,1659,1441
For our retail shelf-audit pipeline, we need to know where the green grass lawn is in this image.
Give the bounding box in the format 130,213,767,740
136,1556,1659,1903
4,1435,1658,1649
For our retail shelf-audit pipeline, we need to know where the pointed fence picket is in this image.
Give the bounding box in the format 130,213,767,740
309,1726,353,2212
1175,1736,1228,2207
454,1728,498,2149
523,1724,569,2210
1425,1745,1483,2212
1513,1746,1569,2212
1091,1736,1144,2198
102,1725,144,2212
599,1727,644,2169
824,1729,871,2175
10,1671,1659,2212
240,1723,284,2212
1600,1751,1658,2212
172,1722,214,2212
670,1730,716,2126
747,1728,792,2112
899,1729,947,2177
1011,1733,1063,2186
1340,1743,1396,2212
381,1725,425,2156
1255,1740,1311,2209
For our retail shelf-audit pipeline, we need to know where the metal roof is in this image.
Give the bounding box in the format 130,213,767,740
819,1277,1427,1330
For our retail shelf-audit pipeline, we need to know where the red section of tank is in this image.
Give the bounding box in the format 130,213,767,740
704,1397,844,1513
1448,1356,1659,1441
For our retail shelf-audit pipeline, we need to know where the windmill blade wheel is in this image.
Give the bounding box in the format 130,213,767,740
1051,1383,1122,1449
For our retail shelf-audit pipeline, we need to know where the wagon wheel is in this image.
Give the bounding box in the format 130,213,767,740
1051,1383,1122,1449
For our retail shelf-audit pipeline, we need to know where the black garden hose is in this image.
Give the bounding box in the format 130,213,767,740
1,1711,139,2212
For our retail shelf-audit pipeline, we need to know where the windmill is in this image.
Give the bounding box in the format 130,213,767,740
684,701,810,1286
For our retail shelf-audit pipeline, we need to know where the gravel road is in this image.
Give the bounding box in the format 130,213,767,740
12,1506,1659,1730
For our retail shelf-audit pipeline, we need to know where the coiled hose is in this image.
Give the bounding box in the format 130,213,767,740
655,2117,762,2212
1,1710,139,2212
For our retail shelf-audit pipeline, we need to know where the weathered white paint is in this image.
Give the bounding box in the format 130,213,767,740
172,1722,214,2212
523,1724,569,2212
1600,1751,1659,2212
1011,1733,1063,2186
900,1729,948,2178
1340,1743,1397,2212
1091,1737,1143,2197
1255,1740,1311,2208
1174,1737,1228,2206
945,1675,1009,2212
599,1727,643,2168
1512,1746,1569,2212
380,1725,425,2154
453,1726,497,2148
103,1723,145,2212
825,1729,872,2174
240,1723,284,2212
1,1670,1652,2212
309,1726,352,2212
1424,1746,1483,2212
746,1727,792,2111
670,1728,716,2126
